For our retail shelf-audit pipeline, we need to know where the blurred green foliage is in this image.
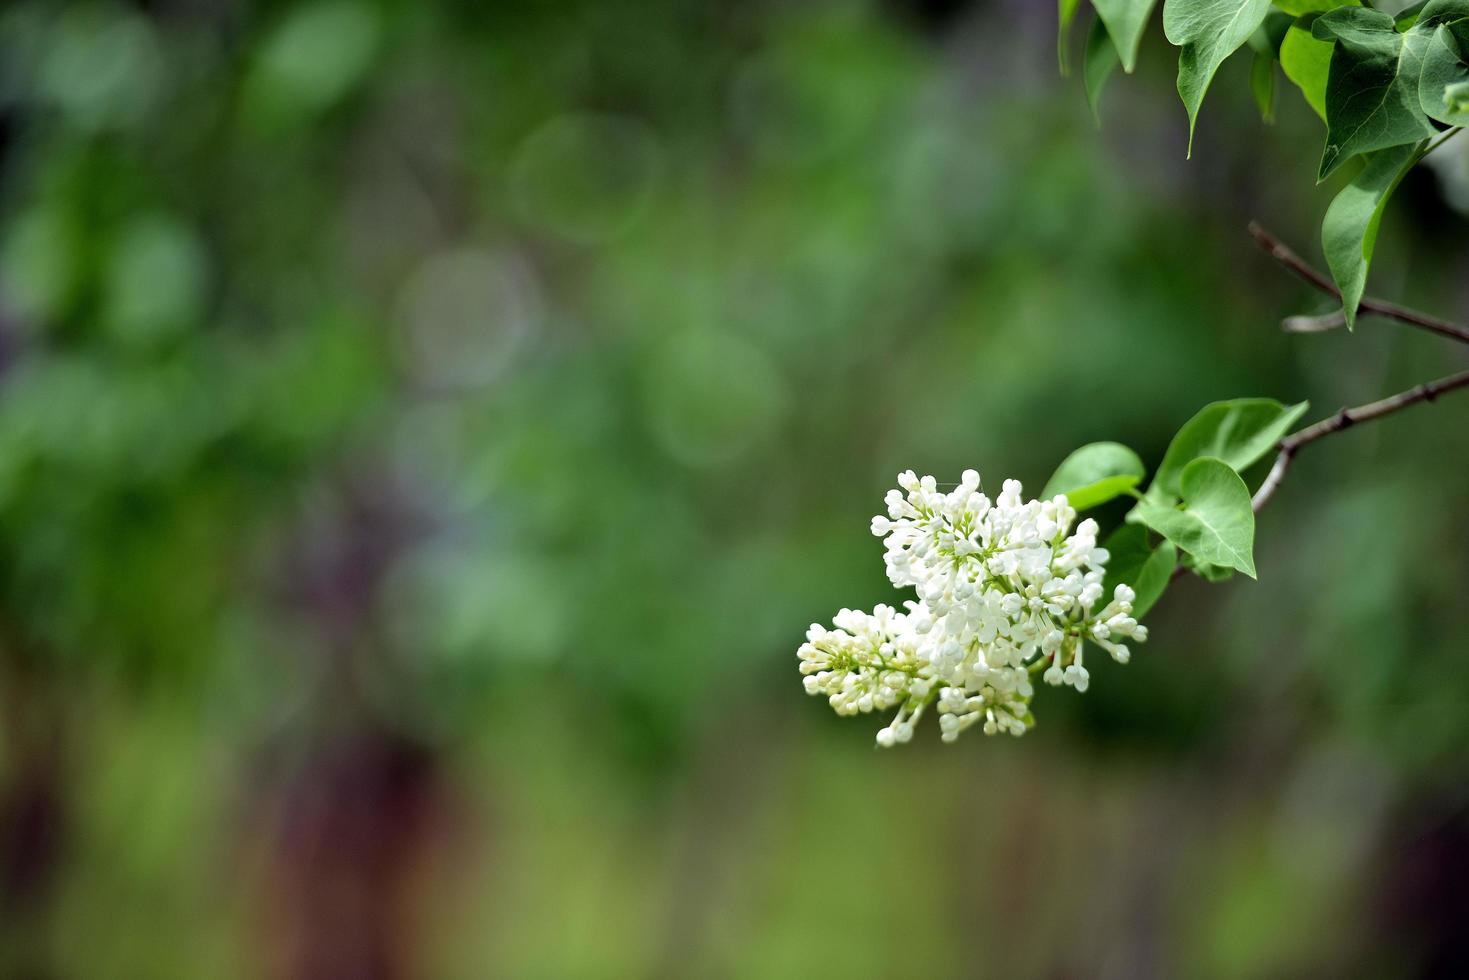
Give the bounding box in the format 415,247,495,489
0,0,1467,977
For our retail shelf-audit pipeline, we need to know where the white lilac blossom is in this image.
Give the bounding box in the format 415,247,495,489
797,469,1148,746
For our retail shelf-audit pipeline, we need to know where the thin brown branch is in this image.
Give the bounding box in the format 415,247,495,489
1250,366,1469,513
1247,222,1469,346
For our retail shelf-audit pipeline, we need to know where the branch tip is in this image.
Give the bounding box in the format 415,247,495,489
1247,222,1469,346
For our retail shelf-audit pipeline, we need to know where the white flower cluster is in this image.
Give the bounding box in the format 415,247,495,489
798,470,1148,746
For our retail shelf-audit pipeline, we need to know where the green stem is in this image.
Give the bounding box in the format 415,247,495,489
1423,126,1462,160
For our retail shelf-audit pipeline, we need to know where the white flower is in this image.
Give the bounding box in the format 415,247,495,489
798,471,1151,746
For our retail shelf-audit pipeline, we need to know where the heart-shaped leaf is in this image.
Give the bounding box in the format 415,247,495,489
1042,441,1146,510
1312,6,1438,180
1152,399,1308,498
1134,457,1257,578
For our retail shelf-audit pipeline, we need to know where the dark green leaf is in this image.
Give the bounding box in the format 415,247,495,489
1101,524,1177,616
1163,0,1275,153
1060,0,1085,73
1094,0,1161,72
1152,398,1309,498
1134,457,1257,578
1252,48,1278,120
1252,9,1296,53
1312,6,1438,180
1321,140,1423,327
1085,18,1123,119
1042,441,1145,509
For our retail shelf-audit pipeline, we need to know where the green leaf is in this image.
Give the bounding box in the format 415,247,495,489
1280,13,1337,120
1252,47,1278,120
1270,0,1352,14
1420,23,1469,125
1321,139,1423,328
1181,552,1236,581
1252,8,1296,52
1152,398,1309,497
1085,18,1123,119
1042,441,1146,509
1061,0,1085,73
1163,0,1275,154
1134,457,1257,578
1396,1,1432,31
1101,524,1177,617
1312,6,1438,180
1094,0,1161,72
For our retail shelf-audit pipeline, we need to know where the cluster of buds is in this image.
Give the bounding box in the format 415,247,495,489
798,470,1147,746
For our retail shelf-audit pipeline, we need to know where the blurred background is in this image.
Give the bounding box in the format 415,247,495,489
0,0,1468,977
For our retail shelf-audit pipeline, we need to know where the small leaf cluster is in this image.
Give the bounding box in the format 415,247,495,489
1041,398,1307,610
1063,0,1468,327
